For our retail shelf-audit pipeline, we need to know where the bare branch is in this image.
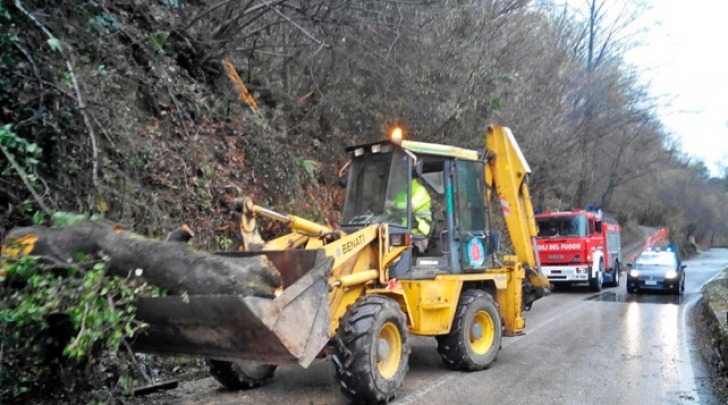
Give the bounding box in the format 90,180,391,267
12,41,44,121
0,142,53,216
66,302,90,353
386,2,403,59
167,86,192,138
15,0,101,191
259,0,328,48
185,0,264,30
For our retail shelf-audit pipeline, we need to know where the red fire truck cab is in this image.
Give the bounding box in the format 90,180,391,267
535,209,621,291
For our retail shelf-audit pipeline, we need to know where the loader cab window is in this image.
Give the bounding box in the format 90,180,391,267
454,161,486,232
452,160,488,271
341,150,410,228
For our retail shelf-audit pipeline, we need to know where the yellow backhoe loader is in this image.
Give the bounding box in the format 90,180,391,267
131,124,551,403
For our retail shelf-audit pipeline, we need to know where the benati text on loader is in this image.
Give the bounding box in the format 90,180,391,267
131,124,551,403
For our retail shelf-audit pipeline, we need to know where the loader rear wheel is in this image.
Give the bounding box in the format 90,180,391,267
206,359,276,390
436,289,502,371
333,295,410,403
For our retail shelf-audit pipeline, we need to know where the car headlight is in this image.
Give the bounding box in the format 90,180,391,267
628,269,639,278
665,270,678,279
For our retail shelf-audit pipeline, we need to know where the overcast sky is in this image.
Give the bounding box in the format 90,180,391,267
553,0,728,177
623,0,728,176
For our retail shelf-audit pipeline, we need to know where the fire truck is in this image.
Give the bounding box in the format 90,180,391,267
534,209,621,291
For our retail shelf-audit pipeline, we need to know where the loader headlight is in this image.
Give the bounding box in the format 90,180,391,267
629,269,639,278
665,270,678,279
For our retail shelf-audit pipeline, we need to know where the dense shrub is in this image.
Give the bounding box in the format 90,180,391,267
0,252,160,403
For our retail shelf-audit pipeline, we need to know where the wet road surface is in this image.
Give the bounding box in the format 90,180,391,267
153,248,728,404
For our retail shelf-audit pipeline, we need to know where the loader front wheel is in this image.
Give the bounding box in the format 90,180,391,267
206,359,276,390
333,295,410,403
436,289,502,371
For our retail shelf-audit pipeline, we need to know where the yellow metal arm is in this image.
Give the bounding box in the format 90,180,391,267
254,205,333,236
237,197,334,251
484,125,551,296
485,125,537,267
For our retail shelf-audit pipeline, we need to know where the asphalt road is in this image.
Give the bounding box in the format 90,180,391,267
154,248,728,405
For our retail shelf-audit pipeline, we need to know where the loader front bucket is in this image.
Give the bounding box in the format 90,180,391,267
131,250,334,368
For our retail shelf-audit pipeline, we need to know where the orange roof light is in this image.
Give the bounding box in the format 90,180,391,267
390,127,403,144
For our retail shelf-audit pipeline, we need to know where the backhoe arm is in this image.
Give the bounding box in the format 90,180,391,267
235,197,336,251
484,125,551,305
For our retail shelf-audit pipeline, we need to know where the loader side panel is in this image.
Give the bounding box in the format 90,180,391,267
400,278,463,335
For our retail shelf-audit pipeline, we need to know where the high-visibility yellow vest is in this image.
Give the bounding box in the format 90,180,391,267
392,180,432,235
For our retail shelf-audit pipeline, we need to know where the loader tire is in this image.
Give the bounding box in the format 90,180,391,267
332,295,410,404
436,289,502,371
206,359,276,390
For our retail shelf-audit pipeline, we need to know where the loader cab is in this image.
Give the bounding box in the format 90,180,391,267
340,141,491,279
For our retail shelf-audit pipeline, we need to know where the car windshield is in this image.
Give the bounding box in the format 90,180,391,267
634,252,677,269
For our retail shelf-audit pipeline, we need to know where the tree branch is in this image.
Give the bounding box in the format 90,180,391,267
14,0,100,191
185,0,286,30
0,142,53,215
386,2,403,59
260,0,328,48
12,41,44,122
67,302,90,353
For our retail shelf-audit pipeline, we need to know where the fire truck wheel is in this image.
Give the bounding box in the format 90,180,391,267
436,289,502,371
332,295,410,404
206,359,277,389
589,260,604,292
607,260,620,287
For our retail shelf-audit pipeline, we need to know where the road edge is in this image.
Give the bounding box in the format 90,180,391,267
698,269,728,401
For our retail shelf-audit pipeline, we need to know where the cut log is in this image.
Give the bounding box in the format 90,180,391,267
2,222,281,297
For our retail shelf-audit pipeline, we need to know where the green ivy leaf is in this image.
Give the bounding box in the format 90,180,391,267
32,211,44,225
25,142,39,154
150,32,167,55
489,97,503,110
0,4,10,21
52,211,88,227
47,38,62,52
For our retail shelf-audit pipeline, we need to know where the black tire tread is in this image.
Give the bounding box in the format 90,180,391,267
206,359,276,390
436,289,502,372
607,261,620,287
333,295,410,404
590,260,604,292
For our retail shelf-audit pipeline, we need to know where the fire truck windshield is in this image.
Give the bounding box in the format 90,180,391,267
536,216,587,238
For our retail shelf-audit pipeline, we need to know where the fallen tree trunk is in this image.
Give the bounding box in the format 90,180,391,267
3,222,281,297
